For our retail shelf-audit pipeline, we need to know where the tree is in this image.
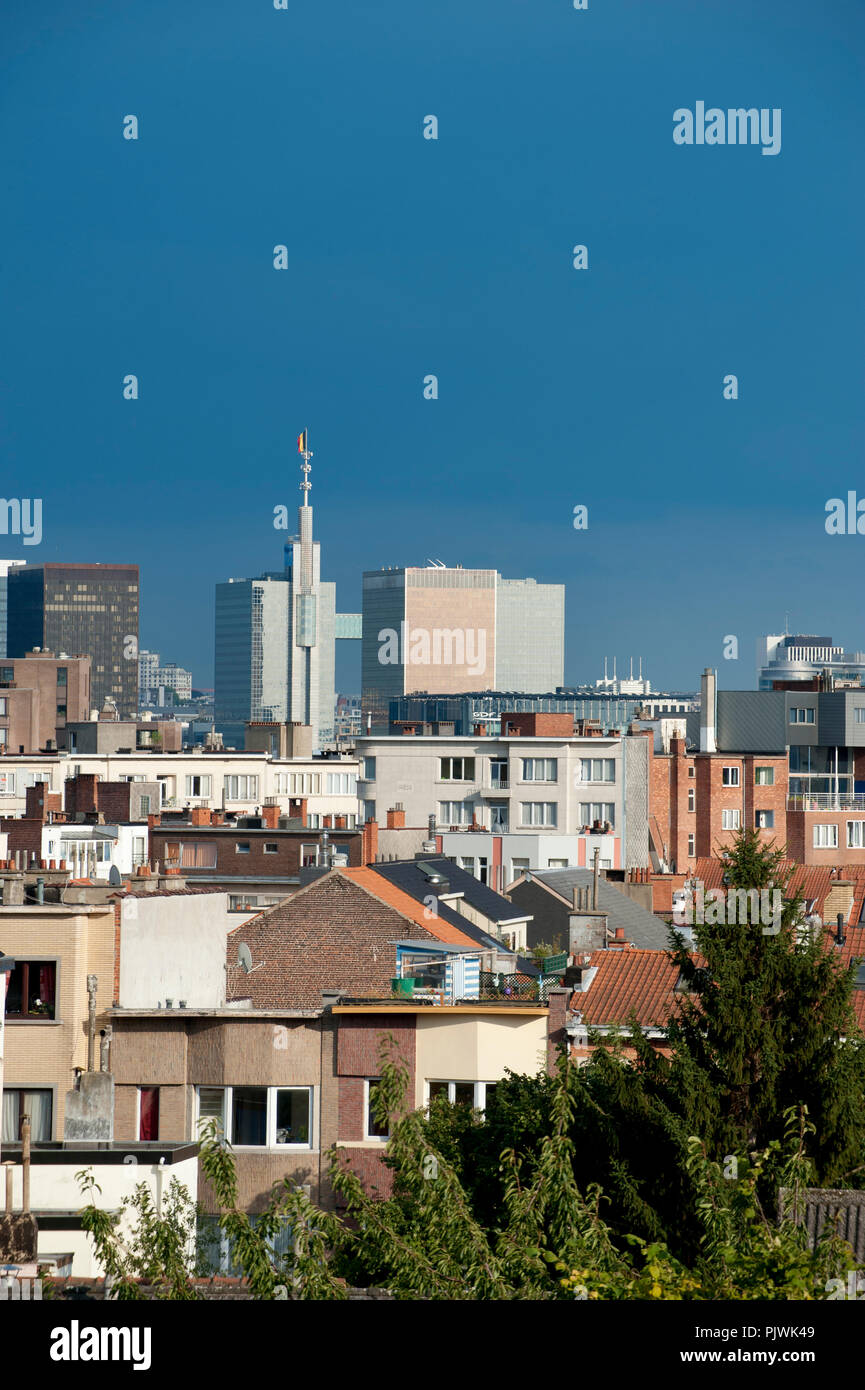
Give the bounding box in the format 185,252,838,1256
77,1169,202,1299
661,828,865,1187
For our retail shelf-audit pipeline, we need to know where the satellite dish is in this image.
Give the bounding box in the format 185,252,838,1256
108,865,123,887
238,942,253,974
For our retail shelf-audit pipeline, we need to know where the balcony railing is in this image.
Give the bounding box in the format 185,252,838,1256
787,794,865,811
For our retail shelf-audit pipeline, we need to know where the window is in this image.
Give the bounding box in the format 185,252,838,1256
326,772,356,794
520,802,557,827
235,841,251,855
223,775,259,801
688,788,695,812
722,767,740,787
755,810,774,829
274,1089,311,1145
459,857,475,874
23,772,50,789
362,757,376,780
0,698,6,716
0,730,7,748
790,707,815,724
139,795,151,816
139,1087,159,1141
0,666,13,682
439,757,475,782
721,809,741,830
813,824,838,848
185,775,212,797
847,821,865,848
856,709,865,724
5,960,56,1019
361,801,376,823
438,801,471,825
0,772,16,793
264,842,278,854
365,1080,389,1140
166,841,217,869
687,833,695,857
1,1089,53,1143
426,1081,497,1111
56,704,67,719
580,758,615,783
579,802,614,827
232,1088,266,1146
301,843,319,866
548,858,568,868
521,758,557,782
688,766,695,778
755,767,775,786
57,667,67,686
511,858,530,880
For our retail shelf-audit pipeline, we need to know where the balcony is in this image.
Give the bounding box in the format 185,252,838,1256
787,794,865,811
479,778,510,795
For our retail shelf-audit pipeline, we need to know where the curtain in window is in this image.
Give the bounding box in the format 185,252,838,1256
139,1088,159,1141
39,963,56,1014
25,1091,52,1141
2,1091,18,1143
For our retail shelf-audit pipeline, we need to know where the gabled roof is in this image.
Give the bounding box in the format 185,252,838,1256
573,949,681,1027
513,867,670,950
371,857,531,928
366,860,539,974
337,868,479,948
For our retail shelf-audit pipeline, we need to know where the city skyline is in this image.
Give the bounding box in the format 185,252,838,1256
3,0,863,697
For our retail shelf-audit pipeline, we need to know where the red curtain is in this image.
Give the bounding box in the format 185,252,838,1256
139,1088,159,1141
39,964,56,1015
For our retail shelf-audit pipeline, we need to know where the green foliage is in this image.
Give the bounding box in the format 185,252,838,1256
76,1168,201,1299
197,1119,346,1300
663,828,865,1188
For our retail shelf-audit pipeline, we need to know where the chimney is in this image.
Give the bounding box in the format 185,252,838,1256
700,667,717,753
362,817,379,864
261,803,280,830
190,807,211,826
386,805,406,829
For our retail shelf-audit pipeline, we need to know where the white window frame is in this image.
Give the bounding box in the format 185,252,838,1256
722,766,740,787
687,788,695,812
438,757,476,783
520,801,557,827
687,833,695,857
790,707,815,724
847,821,865,849
521,758,558,783
185,774,212,797
579,758,615,784
721,808,741,830
754,766,775,786
813,823,838,848
195,1085,313,1150
223,775,259,801
424,1080,497,1111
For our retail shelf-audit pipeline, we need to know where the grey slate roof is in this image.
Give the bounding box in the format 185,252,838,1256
372,856,530,926
526,868,672,950
368,858,538,975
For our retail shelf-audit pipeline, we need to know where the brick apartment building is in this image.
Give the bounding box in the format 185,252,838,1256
0,649,91,755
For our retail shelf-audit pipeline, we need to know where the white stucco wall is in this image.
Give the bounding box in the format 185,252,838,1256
118,892,234,1009
413,1012,548,1107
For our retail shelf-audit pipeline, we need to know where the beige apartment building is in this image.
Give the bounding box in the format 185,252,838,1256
0,898,115,1144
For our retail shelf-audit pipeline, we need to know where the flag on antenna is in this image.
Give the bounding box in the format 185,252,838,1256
297,430,307,454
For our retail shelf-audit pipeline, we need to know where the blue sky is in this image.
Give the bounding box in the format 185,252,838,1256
2,0,863,694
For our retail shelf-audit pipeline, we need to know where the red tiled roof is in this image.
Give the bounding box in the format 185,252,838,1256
573,949,682,1027
339,867,478,947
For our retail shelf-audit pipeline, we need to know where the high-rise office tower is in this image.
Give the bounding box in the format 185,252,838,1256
362,566,565,731
6,562,139,717
0,560,26,658
214,439,338,748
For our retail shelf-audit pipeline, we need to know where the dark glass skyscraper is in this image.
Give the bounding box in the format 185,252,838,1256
7,563,139,717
